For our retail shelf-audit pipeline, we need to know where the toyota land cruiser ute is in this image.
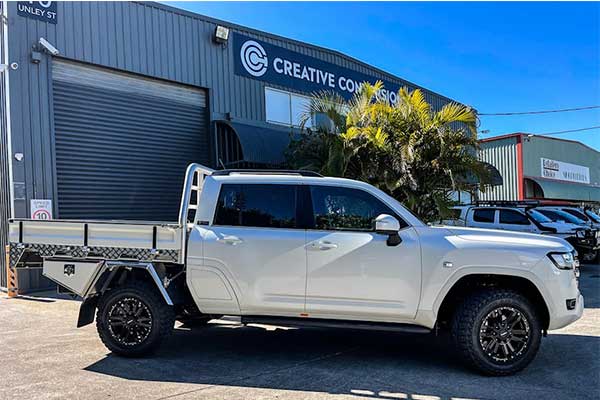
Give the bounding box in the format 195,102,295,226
7,164,583,376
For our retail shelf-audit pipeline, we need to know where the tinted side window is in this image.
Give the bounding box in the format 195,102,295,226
214,184,296,228
499,209,530,225
309,185,406,231
537,209,560,221
472,209,495,223
563,209,588,221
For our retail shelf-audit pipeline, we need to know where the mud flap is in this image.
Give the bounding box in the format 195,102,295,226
77,296,99,328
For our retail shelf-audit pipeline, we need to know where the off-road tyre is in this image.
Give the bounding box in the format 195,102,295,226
96,282,175,357
451,288,542,376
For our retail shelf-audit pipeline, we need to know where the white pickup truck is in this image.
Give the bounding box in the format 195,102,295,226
7,164,583,376
448,203,600,262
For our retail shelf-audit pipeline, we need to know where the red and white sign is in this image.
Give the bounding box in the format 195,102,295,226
30,199,53,220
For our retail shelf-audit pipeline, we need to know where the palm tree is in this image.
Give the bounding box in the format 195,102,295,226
286,82,489,221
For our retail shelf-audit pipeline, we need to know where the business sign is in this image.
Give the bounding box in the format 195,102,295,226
17,1,57,24
541,158,590,184
30,199,53,220
233,33,402,103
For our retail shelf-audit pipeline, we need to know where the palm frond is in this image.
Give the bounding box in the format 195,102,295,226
433,103,477,133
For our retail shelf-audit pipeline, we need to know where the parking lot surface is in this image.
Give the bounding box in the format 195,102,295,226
1,264,599,400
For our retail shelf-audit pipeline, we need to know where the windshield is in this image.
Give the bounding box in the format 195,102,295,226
527,209,553,223
537,209,585,224
562,208,589,222
586,210,600,223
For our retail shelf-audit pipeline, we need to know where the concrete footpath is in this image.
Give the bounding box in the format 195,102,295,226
1,264,598,400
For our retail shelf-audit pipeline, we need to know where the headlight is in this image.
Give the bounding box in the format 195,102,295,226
576,230,585,238
547,252,576,270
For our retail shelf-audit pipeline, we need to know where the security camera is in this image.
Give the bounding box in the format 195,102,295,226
38,37,59,56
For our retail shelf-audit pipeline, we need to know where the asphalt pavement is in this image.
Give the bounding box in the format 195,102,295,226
1,263,599,400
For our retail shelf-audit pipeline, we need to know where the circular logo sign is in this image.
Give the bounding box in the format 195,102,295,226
240,40,268,77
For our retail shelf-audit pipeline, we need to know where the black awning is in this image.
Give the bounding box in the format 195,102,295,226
460,161,503,186
225,121,296,166
482,162,503,186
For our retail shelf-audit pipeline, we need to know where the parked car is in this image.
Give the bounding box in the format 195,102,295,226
540,206,600,230
7,165,583,376
448,202,599,262
534,207,600,262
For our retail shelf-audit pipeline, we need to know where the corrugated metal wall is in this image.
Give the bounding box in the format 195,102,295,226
0,1,11,288
478,136,519,201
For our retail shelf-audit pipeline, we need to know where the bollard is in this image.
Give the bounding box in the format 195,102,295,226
5,245,17,298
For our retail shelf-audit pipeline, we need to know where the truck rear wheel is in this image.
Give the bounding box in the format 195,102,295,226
96,282,175,357
451,288,542,376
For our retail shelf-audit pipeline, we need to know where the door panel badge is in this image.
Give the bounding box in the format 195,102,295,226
64,264,75,277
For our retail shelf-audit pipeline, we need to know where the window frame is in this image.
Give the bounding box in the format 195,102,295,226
264,86,313,128
212,183,302,230
304,184,409,233
264,87,292,126
498,209,531,225
472,208,496,224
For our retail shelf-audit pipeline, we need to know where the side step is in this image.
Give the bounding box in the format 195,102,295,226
240,316,431,334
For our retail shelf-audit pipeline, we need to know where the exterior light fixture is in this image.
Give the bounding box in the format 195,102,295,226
214,25,230,45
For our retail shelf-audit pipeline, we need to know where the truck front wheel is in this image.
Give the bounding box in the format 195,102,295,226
96,282,175,357
451,288,542,376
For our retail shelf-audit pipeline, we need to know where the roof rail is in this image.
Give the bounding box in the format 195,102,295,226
473,200,540,208
211,169,323,177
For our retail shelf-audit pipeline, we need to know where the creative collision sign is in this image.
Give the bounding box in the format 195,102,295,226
233,33,402,103
541,158,590,185
17,1,57,24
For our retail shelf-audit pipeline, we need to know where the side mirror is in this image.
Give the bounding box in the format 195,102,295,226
374,214,402,246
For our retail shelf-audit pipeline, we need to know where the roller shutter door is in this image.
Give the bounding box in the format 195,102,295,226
52,60,209,221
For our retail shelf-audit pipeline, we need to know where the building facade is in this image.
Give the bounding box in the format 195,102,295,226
0,1,466,289
479,133,600,203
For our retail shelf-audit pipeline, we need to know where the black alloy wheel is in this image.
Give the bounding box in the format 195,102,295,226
96,282,175,357
107,296,154,346
478,306,530,363
452,288,542,376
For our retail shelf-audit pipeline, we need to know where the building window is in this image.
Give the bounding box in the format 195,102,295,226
265,87,312,128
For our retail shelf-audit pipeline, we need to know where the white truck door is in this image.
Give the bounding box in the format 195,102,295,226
497,209,537,233
304,185,421,320
199,183,307,315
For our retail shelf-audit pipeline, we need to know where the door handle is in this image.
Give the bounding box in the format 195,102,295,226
217,235,243,245
310,241,338,251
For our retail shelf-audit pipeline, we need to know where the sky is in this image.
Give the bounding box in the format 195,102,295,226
168,1,600,150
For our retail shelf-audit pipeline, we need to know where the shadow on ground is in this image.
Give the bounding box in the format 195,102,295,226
85,323,599,400
82,263,600,399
